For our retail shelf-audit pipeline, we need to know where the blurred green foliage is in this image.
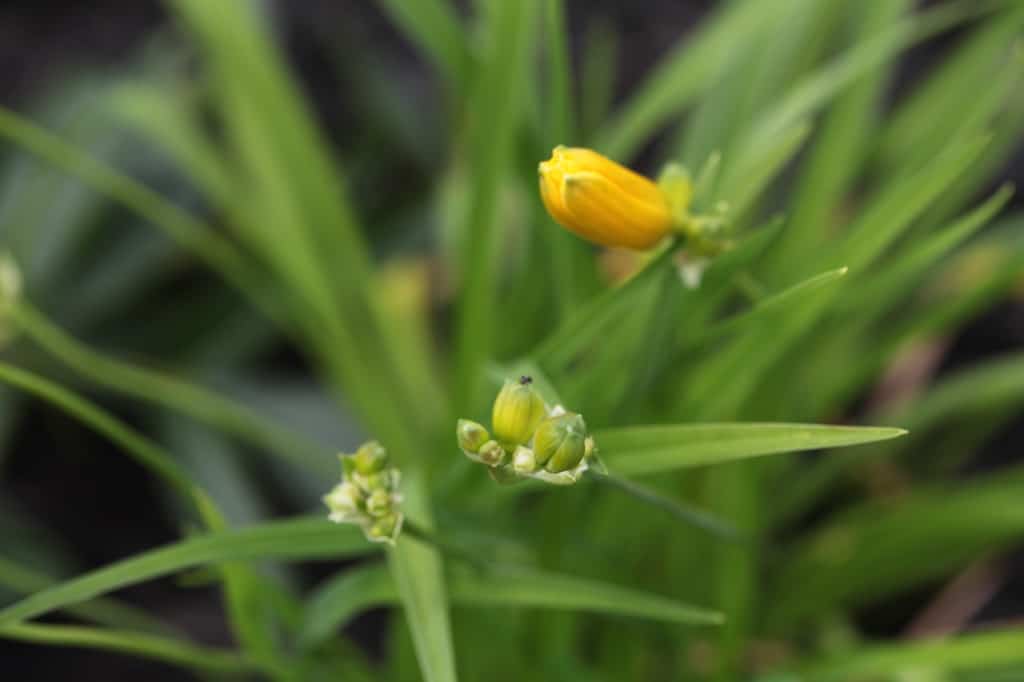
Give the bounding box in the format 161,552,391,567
0,0,1023,680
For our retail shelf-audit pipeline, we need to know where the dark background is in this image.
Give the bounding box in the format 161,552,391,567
1,1,1022,679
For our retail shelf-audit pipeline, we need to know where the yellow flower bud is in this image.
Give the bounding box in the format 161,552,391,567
491,377,547,449
539,146,673,250
532,412,588,473
456,419,490,454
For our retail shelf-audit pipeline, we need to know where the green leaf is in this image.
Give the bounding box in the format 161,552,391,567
300,563,722,650
0,517,372,626
595,423,906,476
0,106,281,325
0,362,206,514
533,243,677,371
0,555,172,635
0,623,254,675
373,0,471,89
454,0,537,411
689,267,849,351
387,471,458,682
597,0,779,160
744,0,1001,149
762,0,911,285
797,628,1024,681
839,185,1014,318
9,303,333,475
768,470,1024,631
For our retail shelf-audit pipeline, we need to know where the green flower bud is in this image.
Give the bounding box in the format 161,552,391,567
478,440,507,467
353,440,389,474
512,446,538,475
365,488,391,517
366,513,402,544
323,481,362,521
533,412,588,473
457,419,490,453
492,376,547,448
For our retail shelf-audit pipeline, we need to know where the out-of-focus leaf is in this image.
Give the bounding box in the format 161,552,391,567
0,517,372,625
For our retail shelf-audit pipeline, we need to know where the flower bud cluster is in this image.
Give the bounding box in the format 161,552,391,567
457,376,596,486
323,440,403,544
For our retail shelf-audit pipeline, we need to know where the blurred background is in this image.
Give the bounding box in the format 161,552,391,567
1,1,1024,680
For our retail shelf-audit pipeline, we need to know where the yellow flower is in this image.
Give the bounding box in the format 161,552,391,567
538,146,673,249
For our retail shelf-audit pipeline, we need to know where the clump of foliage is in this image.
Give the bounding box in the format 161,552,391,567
0,1,1023,681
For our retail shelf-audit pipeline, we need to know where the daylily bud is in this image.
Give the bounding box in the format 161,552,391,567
457,419,490,454
539,146,673,250
365,488,392,517
478,440,507,467
512,446,538,475
326,440,405,543
491,376,547,449
533,412,588,473
323,481,363,521
353,440,388,474
367,513,402,544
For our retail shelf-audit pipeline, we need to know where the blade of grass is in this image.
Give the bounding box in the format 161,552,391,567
454,0,536,411
540,0,593,318
0,555,172,635
373,0,471,90
9,302,333,476
300,561,723,650
796,628,1024,681
597,0,779,160
0,107,284,327
595,423,905,477
0,517,372,625
0,362,208,516
0,623,255,675
762,0,911,284
768,470,1024,631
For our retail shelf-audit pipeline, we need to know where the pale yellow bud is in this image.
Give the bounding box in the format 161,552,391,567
491,377,547,449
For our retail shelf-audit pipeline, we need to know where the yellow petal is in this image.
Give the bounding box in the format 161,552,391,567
538,146,672,249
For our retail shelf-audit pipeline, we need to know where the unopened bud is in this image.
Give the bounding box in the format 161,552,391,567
478,440,507,467
457,419,490,453
365,488,391,517
492,376,547,448
366,513,402,544
353,440,389,474
323,481,362,521
533,412,588,473
512,446,538,475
